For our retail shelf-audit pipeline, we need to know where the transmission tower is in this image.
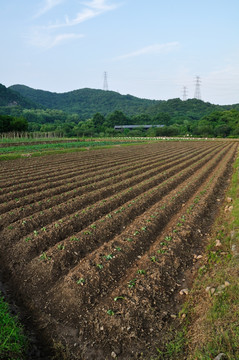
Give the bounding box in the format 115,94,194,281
182,86,188,101
103,71,108,91
194,76,201,100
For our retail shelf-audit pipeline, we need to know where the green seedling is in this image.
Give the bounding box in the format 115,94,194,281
34,230,38,236
128,279,136,288
150,256,158,262
107,309,115,316
39,252,51,261
57,244,65,250
76,278,85,285
96,264,103,269
165,236,172,242
157,249,167,254
70,236,80,241
104,254,113,260
114,296,125,301
137,269,146,275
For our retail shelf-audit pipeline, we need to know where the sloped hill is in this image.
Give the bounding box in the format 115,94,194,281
8,84,239,122
9,85,157,118
0,84,37,108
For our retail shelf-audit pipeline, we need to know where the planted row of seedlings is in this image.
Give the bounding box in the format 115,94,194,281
0,143,196,204
0,142,181,183
0,146,219,234
0,141,237,360
43,142,237,359
0,141,220,194
0,143,225,259
0,144,197,213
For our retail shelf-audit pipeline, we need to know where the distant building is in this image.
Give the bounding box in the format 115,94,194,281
114,125,164,131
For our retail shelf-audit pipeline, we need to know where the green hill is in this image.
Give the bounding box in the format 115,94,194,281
9,84,239,122
0,84,38,108
9,84,157,118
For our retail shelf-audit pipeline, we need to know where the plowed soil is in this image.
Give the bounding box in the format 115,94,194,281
0,141,237,360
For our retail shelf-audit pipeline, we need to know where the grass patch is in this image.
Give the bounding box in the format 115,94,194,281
0,139,147,161
154,153,239,360
0,294,28,359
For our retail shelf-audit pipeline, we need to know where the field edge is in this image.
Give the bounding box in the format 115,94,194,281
154,150,239,360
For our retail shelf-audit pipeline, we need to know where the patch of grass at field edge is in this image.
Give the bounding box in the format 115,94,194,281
0,141,147,161
153,153,239,360
0,293,28,359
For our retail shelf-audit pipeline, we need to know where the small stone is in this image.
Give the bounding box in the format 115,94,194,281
111,351,117,358
181,313,186,319
224,281,230,287
170,314,177,319
206,286,211,293
210,288,216,295
228,205,233,212
215,239,222,247
100,326,104,331
180,288,189,295
196,255,203,260
227,197,233,203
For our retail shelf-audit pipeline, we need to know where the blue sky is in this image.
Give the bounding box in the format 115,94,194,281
1,0,239,105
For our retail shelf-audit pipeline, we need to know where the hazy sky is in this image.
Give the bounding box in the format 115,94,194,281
1,0,239,104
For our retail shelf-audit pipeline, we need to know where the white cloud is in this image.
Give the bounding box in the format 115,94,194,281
35,0,65,18
114,42,180,60
30,0,119,49
48,0,120,28
29,29,84,49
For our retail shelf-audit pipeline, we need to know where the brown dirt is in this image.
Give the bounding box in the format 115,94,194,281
0,141,237,360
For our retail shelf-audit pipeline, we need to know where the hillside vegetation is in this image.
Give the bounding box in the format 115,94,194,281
0,84,37,109
1,83,239,138
9,84,156,118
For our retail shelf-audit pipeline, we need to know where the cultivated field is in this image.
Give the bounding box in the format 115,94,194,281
0,140,237,359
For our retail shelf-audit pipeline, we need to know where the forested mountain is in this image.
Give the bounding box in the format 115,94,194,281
9,84,157,118
0,84,37,108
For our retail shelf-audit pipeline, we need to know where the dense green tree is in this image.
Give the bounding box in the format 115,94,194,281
105,110,128,127
152,112,171,125
0,115,28,132
10,117,28,131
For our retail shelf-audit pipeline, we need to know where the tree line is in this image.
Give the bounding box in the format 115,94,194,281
1,108,239,138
